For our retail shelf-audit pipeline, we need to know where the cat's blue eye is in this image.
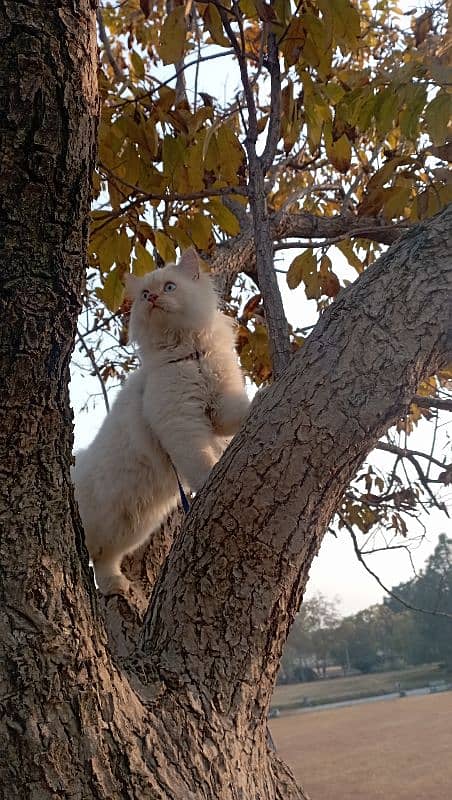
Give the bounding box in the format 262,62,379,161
141,289,150,300
163,282,176,293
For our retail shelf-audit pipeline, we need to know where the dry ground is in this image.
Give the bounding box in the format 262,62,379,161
270,691,452,800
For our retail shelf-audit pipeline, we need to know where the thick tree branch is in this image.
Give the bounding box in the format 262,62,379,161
412,394,452,411
259,32,281,174
209,211,412,287
141,206,452,730
210,0,290,377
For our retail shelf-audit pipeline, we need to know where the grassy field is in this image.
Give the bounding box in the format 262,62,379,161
270,691,452,800
271,663,450,710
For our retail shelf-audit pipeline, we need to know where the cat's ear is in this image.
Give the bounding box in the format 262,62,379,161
123,272,141,300
178,247,200,280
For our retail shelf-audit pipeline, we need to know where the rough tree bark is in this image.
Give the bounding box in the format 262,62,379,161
1,3,452,799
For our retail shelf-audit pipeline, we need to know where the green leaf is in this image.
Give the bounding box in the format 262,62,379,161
399,84,427,140
374,88,398,136
159,6,186,66
424,92,452,146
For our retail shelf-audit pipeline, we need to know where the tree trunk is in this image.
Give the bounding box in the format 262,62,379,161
1,3,451,799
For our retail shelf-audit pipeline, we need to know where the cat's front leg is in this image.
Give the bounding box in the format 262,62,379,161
168,432,218,493
154,418,218,493
213,390,250,437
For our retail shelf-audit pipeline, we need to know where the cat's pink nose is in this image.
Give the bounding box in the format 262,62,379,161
147,293,159,304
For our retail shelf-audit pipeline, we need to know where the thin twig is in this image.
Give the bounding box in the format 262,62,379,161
92,185,248,234
377,442,449,516
339,512,452,620
77,331,110,414
377,441,447,471
96,8,124,82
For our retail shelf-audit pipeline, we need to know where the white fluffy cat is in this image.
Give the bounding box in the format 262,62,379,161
74,248,249,595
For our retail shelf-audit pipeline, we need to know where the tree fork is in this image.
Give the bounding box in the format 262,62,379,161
1,2,452,797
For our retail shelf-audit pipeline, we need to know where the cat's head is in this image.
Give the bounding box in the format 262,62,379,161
125,248,217,347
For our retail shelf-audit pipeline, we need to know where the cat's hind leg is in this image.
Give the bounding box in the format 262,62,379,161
93,553,130,596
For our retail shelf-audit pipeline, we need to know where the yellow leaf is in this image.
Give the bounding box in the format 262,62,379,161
163,135,185,179
157,86,176,112
319,254,340,297
134,242,155,275
159,6,186,66
95,229,120,273
154,230,176,263
216,125,245,182
166,225,193,250
280,16,306,68
185,140,205,191
326,133,351,173
286,249,317,290
336,240,363,273
130,51,145,80
203,5,229,46
108,179,123,211
188,214,212,250
207,200,240,236
117,230,132,266
424,92,452,146
382,186,412,220
101,267,125,312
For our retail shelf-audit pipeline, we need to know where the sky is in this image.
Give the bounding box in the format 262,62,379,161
71,7,451,617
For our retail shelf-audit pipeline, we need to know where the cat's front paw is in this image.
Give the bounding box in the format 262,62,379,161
214,394,250,436
97,574,131,597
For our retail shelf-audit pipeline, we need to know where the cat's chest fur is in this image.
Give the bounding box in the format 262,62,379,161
141,328,227,427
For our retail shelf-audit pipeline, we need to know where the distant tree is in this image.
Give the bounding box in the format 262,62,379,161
388,534,452,666
279,594,340,681
331,608,381,673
